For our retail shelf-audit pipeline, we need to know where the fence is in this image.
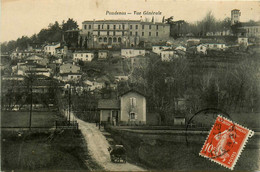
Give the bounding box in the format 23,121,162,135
55,120,79,130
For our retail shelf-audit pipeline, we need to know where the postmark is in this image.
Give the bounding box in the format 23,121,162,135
199,115,254,170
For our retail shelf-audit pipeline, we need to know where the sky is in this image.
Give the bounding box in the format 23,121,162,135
1,0,260,42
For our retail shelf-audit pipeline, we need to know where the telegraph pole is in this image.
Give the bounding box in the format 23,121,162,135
68,84,71,124
29,69,33,130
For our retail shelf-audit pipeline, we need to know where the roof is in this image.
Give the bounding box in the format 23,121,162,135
98,99,120,110
60,73,82,76
241,21,260,27
120,89,146,97
73,51,94,54
83,20,169,26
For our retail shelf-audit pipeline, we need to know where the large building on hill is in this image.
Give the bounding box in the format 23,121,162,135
79,20,170,48
231,9,260,38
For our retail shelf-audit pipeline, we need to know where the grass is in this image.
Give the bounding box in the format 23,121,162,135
1,111,64,128
1,129,102,171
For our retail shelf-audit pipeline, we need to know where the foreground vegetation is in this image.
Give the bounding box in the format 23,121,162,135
1,129,102,171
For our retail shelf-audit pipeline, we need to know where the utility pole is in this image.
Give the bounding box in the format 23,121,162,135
29,69,33,130
68,84,71,124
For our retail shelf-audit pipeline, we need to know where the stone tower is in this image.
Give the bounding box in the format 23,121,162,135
231,9,241,25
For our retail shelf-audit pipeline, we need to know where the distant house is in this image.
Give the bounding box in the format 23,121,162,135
121,49,145,58
10,51,35,60
196,44,207,55
2,75,25,81
44,43,61,55
175,46,186,52
55,45,68,56
59,73,82,82
98,90,146,125
206,43,226,50
59,63,80,74
25,55,49,66
187,39,200,47
152,45,172,55
114,75,129,82
173,116,186,125
161,49,174,61
98,50,109,60
98,99,120,125
84,79,106,91
73,51,94,62
238,37,248,46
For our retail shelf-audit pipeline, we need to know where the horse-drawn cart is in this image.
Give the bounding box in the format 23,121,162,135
108,145,127,163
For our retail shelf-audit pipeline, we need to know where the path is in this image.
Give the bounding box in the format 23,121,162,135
74,114,145,171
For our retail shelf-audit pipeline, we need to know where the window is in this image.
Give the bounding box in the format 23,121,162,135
107,25,110,29
102,25,104,29
118,37,122,43
122,24,125,30
130,25,132,29
156,25,159,30
98,25,100,29
130,97,136,108
139,51,142,54
130,112,136,120
81,54,83,57
142,25,144,29
98,31,100,36
149,32,151,36
89,25,91,29
142,32,144,36
156,32,158,36
114,25,116,29
71,76,73,79
149,25,152,29
84,25,87,29
130,32,132,36
113,37,117,42
77,76,80,78
136,25,138,29
122,31,124,36
107,31,109,36
88,32,90,36
113,31,115,36
86,55,88,57
104,37,107,42
135,32,138,36
99,37,102,42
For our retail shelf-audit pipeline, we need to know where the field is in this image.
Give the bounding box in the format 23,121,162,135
1,111,64,128
1,130,102,171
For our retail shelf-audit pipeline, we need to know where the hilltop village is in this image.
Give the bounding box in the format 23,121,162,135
1,9,260,126
1,7,260,172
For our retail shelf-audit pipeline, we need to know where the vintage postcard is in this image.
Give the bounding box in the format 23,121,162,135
1,0,259,171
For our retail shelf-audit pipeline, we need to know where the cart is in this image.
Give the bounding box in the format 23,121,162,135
108,145,127,163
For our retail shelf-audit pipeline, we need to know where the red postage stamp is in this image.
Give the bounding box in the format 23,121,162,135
199,115,254,170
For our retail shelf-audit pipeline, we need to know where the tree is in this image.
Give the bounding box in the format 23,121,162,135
62,18,78,31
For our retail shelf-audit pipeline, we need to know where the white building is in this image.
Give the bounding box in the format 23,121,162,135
152,45,172,55
44,43,61,55
206,43,226,50
98,50,109,60
73,52,94,62
175,46,186,52
238,37,248,46
197,44,208,55
161,49,174,61
121,49,145,58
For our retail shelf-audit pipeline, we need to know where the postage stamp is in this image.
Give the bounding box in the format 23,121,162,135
199,115,254,170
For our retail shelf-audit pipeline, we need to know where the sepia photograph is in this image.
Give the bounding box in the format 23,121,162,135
0,0,259,171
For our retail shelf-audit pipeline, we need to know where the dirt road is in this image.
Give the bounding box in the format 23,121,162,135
75,116,145,171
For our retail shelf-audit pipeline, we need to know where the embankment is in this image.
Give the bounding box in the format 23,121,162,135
106,126,260,171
